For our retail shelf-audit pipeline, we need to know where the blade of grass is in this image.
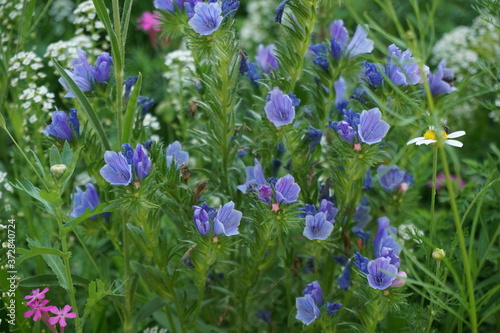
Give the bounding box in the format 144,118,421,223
123,73,142,144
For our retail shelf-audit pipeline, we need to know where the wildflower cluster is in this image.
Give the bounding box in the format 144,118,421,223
24,288,77,330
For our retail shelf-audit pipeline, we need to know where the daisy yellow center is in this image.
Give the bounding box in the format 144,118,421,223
423,129,447,140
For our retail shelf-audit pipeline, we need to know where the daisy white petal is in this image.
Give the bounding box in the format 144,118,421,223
445,139,463,147
446,131,466,139
407,137,425,145
416,139,436,145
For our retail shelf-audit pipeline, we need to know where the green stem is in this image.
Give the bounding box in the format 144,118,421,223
122,216,133,333
438,146,477,332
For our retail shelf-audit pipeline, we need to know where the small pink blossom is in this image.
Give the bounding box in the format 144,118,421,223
428,172,466,191
49,305,77,327
137,11,161,32
25,287,50,306
24,299,54,321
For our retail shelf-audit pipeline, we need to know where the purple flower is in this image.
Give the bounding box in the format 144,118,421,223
100,151,132,185
336,121,356,143
302,281,323,307
237,159,267,194
303,212,333,240
43,110,76,141
377,165,413,192
138,96,155,115
329,20,373,60
313,55,329,72
70,184,100,218
329,20,349,48
337,261,351,290
367,257,398,290
246,61,261,86
24,299,53,322
385,44,427,86
264,87,296,127
221,0,239,17
275,0,290,23
305,126,323,152
334,77,349,111
275,174,300,203
188,2,223,36
380,247,401,269
429,60,457,96
133,144,152,180
59,49,112,98
373,217,401,258
358,107,390,144
193,205,211,236
213,201,242,236
256,44,278,73
295,295,320,325
124,76,138,99
166,141,189,169
326,302,343,315
353,252,369,274
363,62,383,87
154,0,184,12
317,199,338,224
363,170,373,191
258,185,273,204
345,25,374,58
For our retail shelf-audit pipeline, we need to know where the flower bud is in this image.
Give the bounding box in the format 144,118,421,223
353,143,362,152
50,164,67,179
390,271,407,288
432,248,446,261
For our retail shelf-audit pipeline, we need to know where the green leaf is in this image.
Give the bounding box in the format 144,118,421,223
81,280,113,326
63,203,117,231
130,262,172,299
123,72,142,143
49,146,62,166
12,178,55,215
60,145,84,192
91,0,123,70
20,274,90,288
136,297,166,323
61,141,73,166
52,59,111,151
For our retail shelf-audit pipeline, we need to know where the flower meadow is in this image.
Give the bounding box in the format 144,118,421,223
1,0,500,332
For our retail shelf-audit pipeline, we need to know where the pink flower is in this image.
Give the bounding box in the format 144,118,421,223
428,172,466,191
137,11,161,32
25,287,50,306
49,305,77,327
24,299,54,321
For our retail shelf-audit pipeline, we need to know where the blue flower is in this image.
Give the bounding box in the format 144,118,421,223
138,96,155,115
373,216,401,258
258,185,273,204
337,261,351,290
353,252,369,274
302,281,323,307
193,205,211,236
345,25,374,58
329,20,373,60
275,174,300,203
100,151,133,185
124,76,138,99
188,2,223,36
221,0,239,17
313,56,329,72
336,121,356,143
213,201,242,236
166,141,189,169
326,302,343,315
334,77,349,111
429,60,457,96
246,61,261,86
303,212,333,240
295,295,320,326
59,49,112,98
237,158,267,194
256,44,278,73
357,107,390,144
385,44,427,86
70,184,100,218
264,87,296,127
43,110,79,141
239,50,249,75
377,165,413,192
133,144,152,180
367,257,398,290
317,199,338,224
154,0,184,12
305,126,323,152
275,0,290,23
363,62,383,87
363,170,373,191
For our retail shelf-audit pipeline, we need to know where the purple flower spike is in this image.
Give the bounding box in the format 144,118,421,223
166,141,189,169
373,216,401,258
92,52,112,83
237,159,267,194
358,107,390,144
345,25,374,58
43,111,74,141
70,184,100,218
188,2,223,36
275,174,300,203
213,201,242,236
367,257,398,290
295,295,320,326
303,212,333,240
100,151,132,185
256,44,279,73
429,60,457,96
133,144,152,180
264,87,296,127
193,205,211,236
302,281,323,307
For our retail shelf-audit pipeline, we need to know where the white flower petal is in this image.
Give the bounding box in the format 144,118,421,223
416,139,436,145
407,137,425,145
447,130,466,139
445,139,463,147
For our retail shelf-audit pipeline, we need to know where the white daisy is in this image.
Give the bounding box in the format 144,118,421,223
407,126,466,148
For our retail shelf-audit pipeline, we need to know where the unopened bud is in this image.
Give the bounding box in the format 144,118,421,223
398,182,409,194
432,248,446,261
271,203,279,213
50,164,67,179
390,271,407,288
353,143,362,152
181,163,192,183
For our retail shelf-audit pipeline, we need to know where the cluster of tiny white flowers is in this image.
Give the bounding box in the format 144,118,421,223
143,113,161,131
163,49,195,81
0,171,13,202
142,326,167,333
48,0,76,35
44,35,96,68
73,0,106,41
239,0,276,48
0,0,23,30
18,83,56,112
8,51,46,87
